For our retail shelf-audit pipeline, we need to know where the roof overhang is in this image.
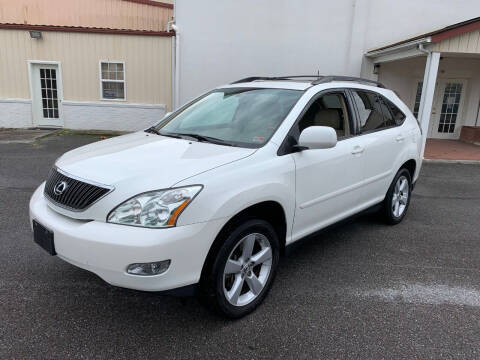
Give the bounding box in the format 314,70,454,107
365,17,480,64
366,37,432,63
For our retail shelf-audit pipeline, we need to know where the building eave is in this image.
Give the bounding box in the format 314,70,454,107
0,23,175,37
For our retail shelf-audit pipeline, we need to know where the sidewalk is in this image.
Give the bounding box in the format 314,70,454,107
424,139,480,162
0,128,56,144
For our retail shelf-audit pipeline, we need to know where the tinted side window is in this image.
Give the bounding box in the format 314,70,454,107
378,96,396,127
386,99,406,125
351,91,385,133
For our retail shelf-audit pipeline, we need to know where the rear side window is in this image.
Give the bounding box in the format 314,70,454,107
351,91,385,133
386,98,406,126
378,96,396,127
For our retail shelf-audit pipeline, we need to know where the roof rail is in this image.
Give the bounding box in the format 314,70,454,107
311,76,385,88
230,76,274,84
230,75,321,84
230,75,386,88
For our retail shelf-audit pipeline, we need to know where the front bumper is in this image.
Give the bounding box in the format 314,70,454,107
29,184,225,292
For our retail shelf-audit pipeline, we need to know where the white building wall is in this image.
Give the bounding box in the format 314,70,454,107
62,101,166,131
0,99,33,128
176,0,480,106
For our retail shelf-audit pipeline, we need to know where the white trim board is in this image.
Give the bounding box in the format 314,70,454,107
62,100,166,110
0,98,32,104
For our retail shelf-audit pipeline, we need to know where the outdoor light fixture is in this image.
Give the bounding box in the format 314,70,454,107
29,30,42,39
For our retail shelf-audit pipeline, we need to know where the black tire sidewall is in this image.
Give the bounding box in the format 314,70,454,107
384,168,412,224
211,219,280,318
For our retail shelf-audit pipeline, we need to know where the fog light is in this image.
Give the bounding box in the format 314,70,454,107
127,260,171,276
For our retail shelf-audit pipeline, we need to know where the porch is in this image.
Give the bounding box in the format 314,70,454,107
364,17,480,158
425,139,480,161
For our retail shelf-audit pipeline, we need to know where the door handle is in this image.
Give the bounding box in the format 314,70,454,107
395,135,405,142
351,146,365,155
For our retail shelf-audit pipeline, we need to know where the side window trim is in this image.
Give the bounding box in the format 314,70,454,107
277,88,356,156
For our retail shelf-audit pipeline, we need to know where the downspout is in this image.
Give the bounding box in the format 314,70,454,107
167,19,175,112
167,20,179,111
167,20,180,110
416,42,431,135
418,43,430,55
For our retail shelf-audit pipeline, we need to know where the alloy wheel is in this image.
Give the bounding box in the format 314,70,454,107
392,175,409,217
223,233,273,307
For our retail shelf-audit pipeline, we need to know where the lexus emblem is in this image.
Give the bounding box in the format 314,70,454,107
53,181,68,196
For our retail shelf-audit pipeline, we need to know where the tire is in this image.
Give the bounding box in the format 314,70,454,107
199,219,280,318
382,168,412,225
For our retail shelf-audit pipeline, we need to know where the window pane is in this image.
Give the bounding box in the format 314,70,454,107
102,81,125,99
116,71,124,80
379,97,395,127
352,91,385,132
158,88,303,147
298,93,349,138
386,99,406,126
101,63,108,72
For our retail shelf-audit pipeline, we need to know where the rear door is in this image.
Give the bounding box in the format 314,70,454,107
349,89,397,205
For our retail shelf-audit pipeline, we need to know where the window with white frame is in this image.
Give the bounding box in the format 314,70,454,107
100,62,125,100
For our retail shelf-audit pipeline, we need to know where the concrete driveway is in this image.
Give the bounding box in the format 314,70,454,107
1,133,480,359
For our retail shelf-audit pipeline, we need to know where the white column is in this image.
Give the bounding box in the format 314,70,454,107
417,52,440,158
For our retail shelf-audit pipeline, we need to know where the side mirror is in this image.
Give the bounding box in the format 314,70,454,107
297,126,337,150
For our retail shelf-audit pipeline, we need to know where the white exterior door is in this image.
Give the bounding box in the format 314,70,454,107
30,63,63,127
428,80,467,139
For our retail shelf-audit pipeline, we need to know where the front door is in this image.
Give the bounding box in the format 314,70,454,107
30,63,63,127
428,80,467,139
291,91,365,241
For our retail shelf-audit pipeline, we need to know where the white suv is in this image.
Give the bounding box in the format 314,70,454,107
30,76,422,318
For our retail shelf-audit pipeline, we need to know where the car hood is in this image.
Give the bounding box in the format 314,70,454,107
56,132,256,190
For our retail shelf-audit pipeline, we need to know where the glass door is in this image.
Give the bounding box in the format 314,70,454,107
429,80,467,139
30,63,63,127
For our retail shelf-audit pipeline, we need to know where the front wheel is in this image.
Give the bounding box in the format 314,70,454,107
200,219,280,318
382,168,412,225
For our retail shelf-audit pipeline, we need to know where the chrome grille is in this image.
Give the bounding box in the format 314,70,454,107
44,167,112,211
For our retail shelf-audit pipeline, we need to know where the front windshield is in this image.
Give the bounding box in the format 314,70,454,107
154,88,303,148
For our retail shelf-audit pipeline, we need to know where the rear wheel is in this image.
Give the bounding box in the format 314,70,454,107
382,168,412,225
200,219,280,318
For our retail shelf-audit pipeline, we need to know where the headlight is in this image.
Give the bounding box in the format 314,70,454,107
107,185,202,228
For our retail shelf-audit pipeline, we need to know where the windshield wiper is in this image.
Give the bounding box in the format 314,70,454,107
169,133,234,146
145,127,161,135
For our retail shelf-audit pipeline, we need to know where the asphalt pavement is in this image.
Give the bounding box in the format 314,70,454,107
1,133,479,359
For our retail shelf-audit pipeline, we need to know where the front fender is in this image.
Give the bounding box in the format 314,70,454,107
174,149,296,242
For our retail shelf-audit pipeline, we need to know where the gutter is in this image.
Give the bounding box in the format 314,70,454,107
365,37,432,58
